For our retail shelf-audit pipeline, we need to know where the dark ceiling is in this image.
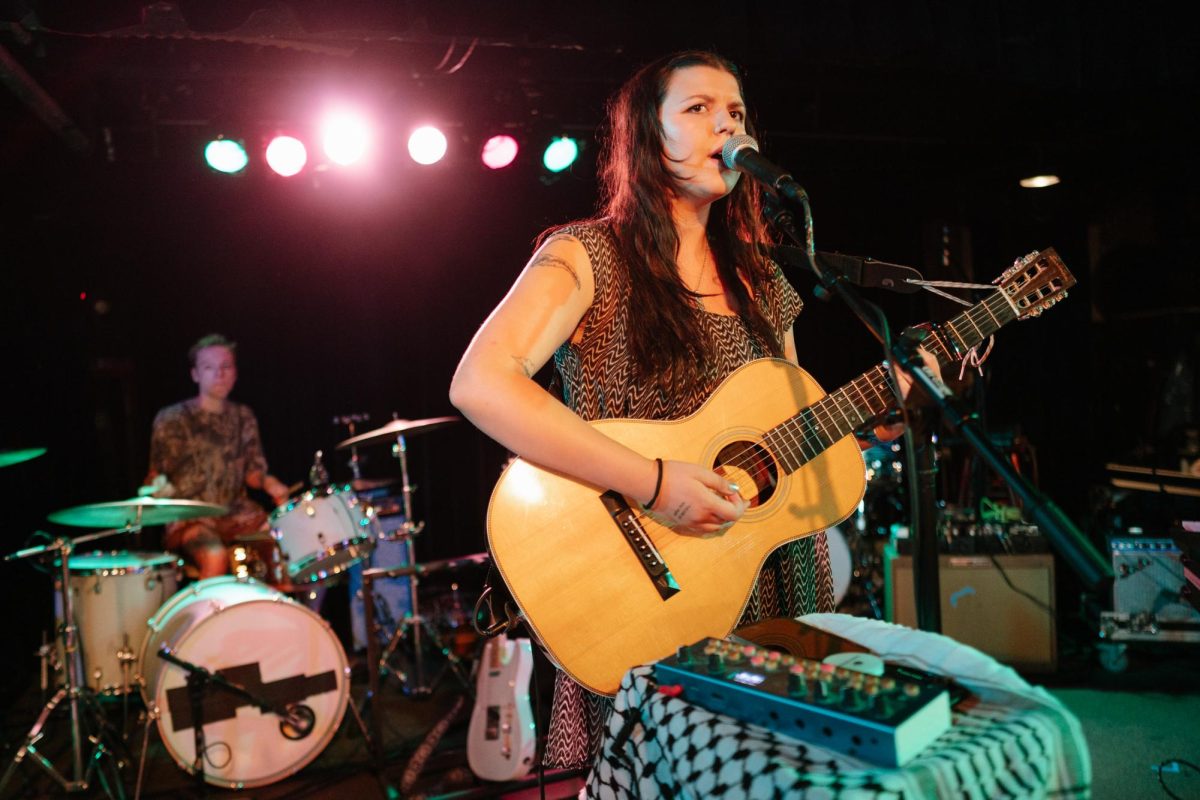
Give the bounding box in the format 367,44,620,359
2,1,1197,177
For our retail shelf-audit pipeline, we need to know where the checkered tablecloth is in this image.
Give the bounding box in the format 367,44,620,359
588,614,1091,799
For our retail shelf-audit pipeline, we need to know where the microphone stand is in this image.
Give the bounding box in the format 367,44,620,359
155,646,315,793
763,191,1113,632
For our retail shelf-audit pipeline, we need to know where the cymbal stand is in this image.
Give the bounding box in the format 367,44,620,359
376,432,469,697
334,413,371,482
0,536,126,798
363,552,489,767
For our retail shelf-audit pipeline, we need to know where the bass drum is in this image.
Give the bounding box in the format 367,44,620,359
138,577,349,789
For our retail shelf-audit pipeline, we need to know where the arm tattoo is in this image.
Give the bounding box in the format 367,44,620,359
671,502,691,521
511,355,535,378
530,253,581,290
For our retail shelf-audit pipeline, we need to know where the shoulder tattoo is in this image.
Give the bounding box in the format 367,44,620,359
530,251,581,290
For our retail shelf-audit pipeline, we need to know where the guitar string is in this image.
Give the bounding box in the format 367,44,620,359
621,286,1023,528
628,287,1013,524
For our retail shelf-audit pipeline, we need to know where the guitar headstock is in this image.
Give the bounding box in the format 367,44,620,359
995,248,1076,319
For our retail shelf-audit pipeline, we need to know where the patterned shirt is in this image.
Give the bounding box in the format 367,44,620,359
147,398,268,520
553,222,803,421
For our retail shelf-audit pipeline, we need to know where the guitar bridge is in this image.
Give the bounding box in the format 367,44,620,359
599,491,680,600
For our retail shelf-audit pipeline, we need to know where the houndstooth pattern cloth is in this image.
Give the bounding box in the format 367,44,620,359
586,614,1091,799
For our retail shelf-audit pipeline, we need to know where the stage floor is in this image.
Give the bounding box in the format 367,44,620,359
1,632,1197,798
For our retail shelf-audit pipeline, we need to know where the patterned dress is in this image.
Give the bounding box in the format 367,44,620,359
543,220,835,769
147,398,271,550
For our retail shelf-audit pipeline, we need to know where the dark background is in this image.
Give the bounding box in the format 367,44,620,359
2,2,1197,705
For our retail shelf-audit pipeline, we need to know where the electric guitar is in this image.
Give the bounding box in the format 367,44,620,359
467,634,537,782
488,249,1075,695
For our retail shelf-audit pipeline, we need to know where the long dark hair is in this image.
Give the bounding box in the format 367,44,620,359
595,50,782,395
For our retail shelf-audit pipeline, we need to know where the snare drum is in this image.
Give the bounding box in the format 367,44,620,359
138,577,350,788
269,486,377,584
64,551,182,695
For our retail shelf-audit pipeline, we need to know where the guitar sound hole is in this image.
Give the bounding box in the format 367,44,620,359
714,441,778,508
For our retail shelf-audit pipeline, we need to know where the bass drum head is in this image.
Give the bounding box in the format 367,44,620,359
139,578,349,788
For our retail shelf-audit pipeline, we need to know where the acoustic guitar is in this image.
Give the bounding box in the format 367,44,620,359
488,249,1074,695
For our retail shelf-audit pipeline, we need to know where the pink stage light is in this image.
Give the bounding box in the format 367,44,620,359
481,134,519,169
321,110,372,166
265,136,308,177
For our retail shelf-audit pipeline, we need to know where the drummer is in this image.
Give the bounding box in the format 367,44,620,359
141,333,290,578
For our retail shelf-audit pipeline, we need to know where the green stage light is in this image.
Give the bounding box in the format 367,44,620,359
204,138,248,174
542,137,579,173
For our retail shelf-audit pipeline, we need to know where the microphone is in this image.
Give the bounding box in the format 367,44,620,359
721,135,807,205
280,703,316,740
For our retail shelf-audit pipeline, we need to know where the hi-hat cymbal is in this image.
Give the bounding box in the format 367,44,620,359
336,416,460,450
0,448,46,468
48,497,229,528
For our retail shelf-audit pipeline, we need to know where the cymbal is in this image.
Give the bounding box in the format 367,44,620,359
336,416,460,450
0,448,46,468
48,497,229,528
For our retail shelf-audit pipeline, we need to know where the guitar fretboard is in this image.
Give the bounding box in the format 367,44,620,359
763,287,1018,472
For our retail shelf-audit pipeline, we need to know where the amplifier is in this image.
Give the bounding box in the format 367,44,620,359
654,638,951,767
1110,538,1200,623
886,551,1057,672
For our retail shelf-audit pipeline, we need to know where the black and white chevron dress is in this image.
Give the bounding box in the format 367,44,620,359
542,220,836,769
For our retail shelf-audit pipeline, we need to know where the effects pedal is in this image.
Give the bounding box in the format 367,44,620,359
654,637,951,767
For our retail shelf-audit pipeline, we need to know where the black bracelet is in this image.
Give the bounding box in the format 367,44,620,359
645,458,664,509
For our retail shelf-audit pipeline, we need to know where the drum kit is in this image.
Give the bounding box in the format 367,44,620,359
827,440,910,618
0,416,468,795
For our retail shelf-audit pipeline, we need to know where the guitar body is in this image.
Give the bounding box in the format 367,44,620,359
487,358,866,696
467,635,536,782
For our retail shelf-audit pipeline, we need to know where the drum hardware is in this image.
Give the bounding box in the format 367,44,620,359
350,476,398,493
360,552,490,768
37,630,62,700
333,412,371,482
0,534,128,797
309,449,331,487
336,416,462,698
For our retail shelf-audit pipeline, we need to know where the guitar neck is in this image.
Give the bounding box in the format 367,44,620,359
764,287,1017,473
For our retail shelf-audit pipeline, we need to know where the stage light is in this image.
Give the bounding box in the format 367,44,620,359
542,137,579,172
265,135,308,177
481,134,519,169
321,110,372,166
408,126,448,165
1019,174,1061,188
204,138,248,174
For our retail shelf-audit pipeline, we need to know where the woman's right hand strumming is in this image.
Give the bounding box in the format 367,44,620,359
648,459,747,536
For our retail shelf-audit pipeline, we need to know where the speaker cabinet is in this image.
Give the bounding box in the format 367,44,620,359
886,551,1057,672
